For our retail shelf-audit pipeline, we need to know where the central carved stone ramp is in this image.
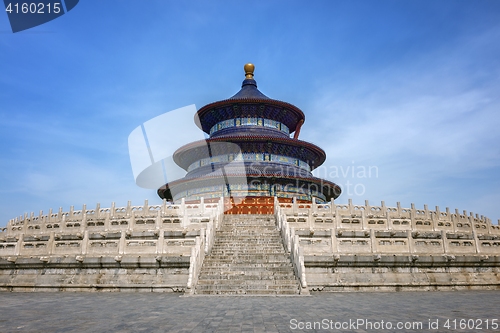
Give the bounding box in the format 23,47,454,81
195,214,300,295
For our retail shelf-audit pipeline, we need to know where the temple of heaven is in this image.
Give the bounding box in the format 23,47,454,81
157,64,341,205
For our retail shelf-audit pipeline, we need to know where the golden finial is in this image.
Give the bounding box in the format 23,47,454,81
244,63,255,79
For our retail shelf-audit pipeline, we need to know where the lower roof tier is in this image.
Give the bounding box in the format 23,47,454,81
173,136,327,171
157,173,341,203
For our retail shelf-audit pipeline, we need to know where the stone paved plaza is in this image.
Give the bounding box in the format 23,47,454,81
0,291,499,332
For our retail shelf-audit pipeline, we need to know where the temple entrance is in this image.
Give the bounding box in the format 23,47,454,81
223,196,275,214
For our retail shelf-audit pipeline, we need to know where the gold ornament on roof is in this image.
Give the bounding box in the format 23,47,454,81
244,63,255,79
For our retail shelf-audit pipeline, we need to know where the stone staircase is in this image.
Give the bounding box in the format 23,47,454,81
194,215,301,295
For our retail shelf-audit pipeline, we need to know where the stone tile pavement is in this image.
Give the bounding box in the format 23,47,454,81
0,291,499,333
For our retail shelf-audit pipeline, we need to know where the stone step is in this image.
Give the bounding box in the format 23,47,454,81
215,231,281,235
216,231,279,234
215,235,280,237
223,216,274,218
212,239,283,243
200,266,295,272
198,272,296,279
214,244,282,246
218,226,277,229
211,243,284,246
199,273,294,278
216,224,278,228
202,259,293,264
220,227,277,230
196,281,299,287
219,222,275,224
214,236,282,239
216,235,279,237
213,244,283,247
220,224,276,227
200,263,295,269
202,260,292,264
199,274,295,279
215,233,280,237
220,223,277,227
201,261,293,272
218,223,277,226
204,254,291,259
204,255,291,261
216,239,279,241
198,271,296,283
196,286,299,295
209,247,287,253
195,283,299,290
217,232,276,234
209,240,283,247
216,232,278,235
211,247,284,250
208,248,289,252
195,289,299,295
212,242,283,246
211,246,285,250
214,239,280,241
197,273,298,280
210,244,285,250
197,278,297,283
207,250,288,254
221,218,274,220
217,232,278,236
205,253,291,260
200,263,294,269
200,268,293,275
196,282,298,288
218,224,277,227
210,251,286,254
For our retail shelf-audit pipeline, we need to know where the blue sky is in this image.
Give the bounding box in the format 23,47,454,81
1,0,500,226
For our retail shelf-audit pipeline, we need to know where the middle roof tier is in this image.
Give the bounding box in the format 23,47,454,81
173,135,327,173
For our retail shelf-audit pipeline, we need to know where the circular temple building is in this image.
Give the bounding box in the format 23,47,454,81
158,64,341,206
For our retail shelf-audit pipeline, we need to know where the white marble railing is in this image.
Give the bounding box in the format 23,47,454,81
277,198,500,256
0,198,228,260
278,198,500,235
186,231,205,293
4,198,221,236
187,197,224,293
205,197,224,255
274,197,307,290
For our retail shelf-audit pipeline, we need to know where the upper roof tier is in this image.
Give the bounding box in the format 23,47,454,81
195,64,305,136
228,63,270,100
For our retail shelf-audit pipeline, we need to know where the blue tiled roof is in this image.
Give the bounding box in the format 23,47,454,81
229,79,270,99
